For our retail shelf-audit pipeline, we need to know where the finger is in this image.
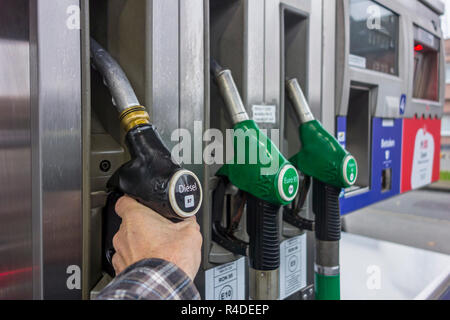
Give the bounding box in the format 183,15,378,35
112,232,124,253
115,196,169,224
112,253,127,275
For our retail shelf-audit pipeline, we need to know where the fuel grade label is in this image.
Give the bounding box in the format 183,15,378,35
279,234,307,300
205,257,246,300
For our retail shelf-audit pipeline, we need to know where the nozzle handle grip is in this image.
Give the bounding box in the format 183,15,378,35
102,192,124,277
246,194,280,271
312,179,341,242
103,125,203,277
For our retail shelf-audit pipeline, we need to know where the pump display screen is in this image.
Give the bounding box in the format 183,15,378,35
349,0,399,75
413,26,440,101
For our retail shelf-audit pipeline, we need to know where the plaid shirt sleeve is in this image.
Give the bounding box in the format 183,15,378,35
96,259,201,300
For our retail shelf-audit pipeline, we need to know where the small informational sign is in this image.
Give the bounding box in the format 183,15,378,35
205,257,246,300
252,105,276,124
279,234,307,300
349,54,367,69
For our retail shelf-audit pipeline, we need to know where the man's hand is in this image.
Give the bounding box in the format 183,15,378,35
111,196,202,280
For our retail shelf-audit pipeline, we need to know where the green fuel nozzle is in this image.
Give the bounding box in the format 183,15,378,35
285,79,359,300
211,60,299,300
286,79,358,189
212,61,299,207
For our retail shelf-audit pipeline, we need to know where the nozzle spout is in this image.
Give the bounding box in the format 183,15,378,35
211,58,249,125
286,78,315,124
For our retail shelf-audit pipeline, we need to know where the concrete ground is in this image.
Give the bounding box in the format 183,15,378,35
343,185,450,255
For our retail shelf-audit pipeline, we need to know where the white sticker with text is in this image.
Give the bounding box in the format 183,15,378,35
205,257,246,300
279,234,307,300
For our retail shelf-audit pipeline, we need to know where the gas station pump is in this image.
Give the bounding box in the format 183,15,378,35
324,0,444,215
285,78,358,300
210,60,300,300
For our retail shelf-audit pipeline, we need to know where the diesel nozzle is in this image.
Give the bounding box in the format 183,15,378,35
211,59,299,300
91,39,203,276
285,78,358,300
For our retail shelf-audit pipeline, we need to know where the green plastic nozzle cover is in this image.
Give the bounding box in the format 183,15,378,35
287,79,357,189
217,120,299,206
290,120,357,188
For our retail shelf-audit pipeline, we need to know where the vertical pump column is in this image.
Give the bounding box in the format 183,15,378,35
212,60,299,300
286,78,358,300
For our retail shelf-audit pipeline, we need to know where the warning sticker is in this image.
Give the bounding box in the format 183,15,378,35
205,257,246,300
279,234,307,300
252,105,277,124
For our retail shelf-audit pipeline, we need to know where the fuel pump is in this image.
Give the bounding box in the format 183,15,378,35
285,78,358,300
210,59,300,300
90,39,203,277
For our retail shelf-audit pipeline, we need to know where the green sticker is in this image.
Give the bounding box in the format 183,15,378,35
279,166,299,201
343,156,358,186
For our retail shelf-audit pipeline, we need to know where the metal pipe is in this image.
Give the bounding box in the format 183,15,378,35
286,78,315,124
90,38,140,113
210,59,249,125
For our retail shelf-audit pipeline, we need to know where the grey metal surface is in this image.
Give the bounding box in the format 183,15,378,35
322,0,337,133
0,0,33,300
340,232,450,300
405,0,445,118
146,0,180,148
249,268,280,300
333,0,444,119
418,0,445,15
30,0,83,299
80,0,92,300
335,0,410,119
315,240,340,268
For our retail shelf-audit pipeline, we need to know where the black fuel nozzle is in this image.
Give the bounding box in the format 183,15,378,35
102,124,203,276
91,38,203,277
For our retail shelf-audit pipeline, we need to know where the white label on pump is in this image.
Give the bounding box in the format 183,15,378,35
252,105,276,124
411,128,435,189
349,54,367,69
279,234,307,300
205,257,246,300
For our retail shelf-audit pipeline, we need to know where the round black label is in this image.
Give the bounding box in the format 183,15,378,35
172,173,202,215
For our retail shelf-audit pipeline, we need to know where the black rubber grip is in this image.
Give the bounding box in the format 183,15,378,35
246,194,280,271
103,192,123,277
313,179,341,242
